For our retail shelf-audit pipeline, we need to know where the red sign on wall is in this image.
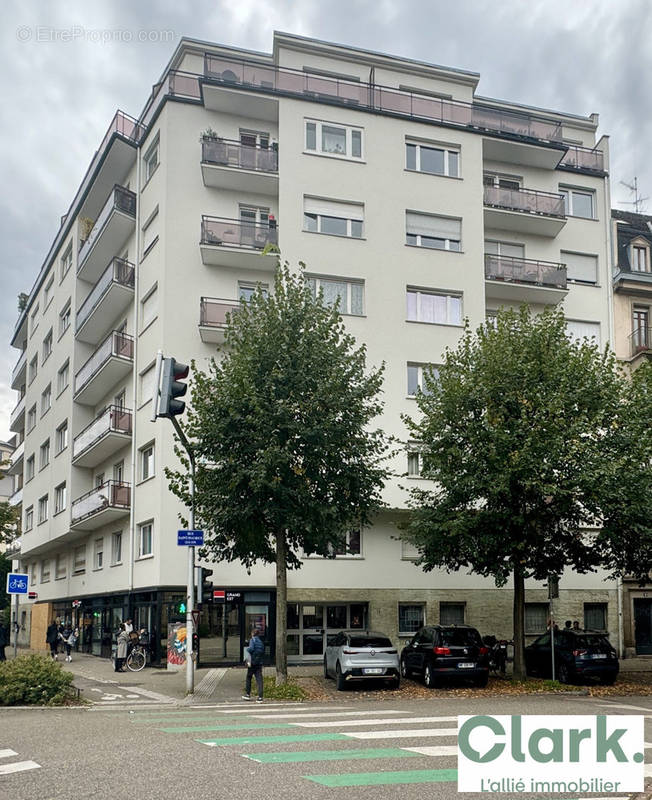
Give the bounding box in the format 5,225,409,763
213,590,225,602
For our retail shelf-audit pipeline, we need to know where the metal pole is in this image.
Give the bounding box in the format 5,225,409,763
13,594,19,659
550,599,555,682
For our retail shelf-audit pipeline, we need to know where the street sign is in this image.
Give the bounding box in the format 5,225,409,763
72,600,81,608
213,589,225,602
6,573,29,595
28,591,38,600
191,610,200,629
177,529,204,546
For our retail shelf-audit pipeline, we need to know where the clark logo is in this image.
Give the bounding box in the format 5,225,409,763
457,715,644,793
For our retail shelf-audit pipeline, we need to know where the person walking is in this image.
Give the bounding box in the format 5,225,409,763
242,628,265,703
46,620,59,660
115,623,129,672
60,621,77,662
0,619,8,661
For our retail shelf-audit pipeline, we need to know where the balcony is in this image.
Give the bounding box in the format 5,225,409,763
9,487,22,508
201,137,278,195
72,406,132,468
200,216,278,269
77,185,136,283
630,326,652,359
70,480,131,531
11,349,27,390
7,440,24,476
483,185,566,237
74,331,134,406
199,298,240,343
484,253,568,305
9,394,25,433
76,258,135,344
559,145,605,174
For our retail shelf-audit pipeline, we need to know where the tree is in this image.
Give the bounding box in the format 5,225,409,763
0,501,19,546
0,551,11,613
402,306,626,680
167,263,389,683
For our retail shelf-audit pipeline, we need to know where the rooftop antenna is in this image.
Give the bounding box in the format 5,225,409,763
620,176,649,214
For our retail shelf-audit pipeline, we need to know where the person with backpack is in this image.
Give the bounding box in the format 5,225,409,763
242,628,265,703
46,619,60,660
60,621,77,662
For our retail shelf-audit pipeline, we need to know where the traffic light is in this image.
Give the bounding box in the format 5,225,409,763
158,357,189,418
178,600,187,615
200,568,214,604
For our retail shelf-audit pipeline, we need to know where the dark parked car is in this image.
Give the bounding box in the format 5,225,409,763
400,625,490,688
525,629,618,685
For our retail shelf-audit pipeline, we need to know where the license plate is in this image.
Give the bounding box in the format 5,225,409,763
458,662,476,669
591,653,607,659
363,668,384,675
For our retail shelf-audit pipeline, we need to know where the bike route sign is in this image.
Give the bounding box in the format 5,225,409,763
177,529,204,546
6,573,29,595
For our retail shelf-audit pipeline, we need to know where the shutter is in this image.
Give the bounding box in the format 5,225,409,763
562,252,597,283
407,212,460,239
303,196,363,220
566,320,601,346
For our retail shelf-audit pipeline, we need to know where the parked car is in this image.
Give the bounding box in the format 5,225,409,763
400,625,490,688
525,629,618,685
324,630,400,690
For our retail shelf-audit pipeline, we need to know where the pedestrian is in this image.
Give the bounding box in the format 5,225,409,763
0,618,7,661
564,620,572,629
572,620,581,631
46,619,59,660
124,618,134,635
115,623,129,672
242,628,265,703
60,621,77,662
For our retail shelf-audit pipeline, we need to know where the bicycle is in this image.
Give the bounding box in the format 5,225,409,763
126,643,147,672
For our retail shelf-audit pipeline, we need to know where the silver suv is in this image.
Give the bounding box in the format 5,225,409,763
324,630,400,690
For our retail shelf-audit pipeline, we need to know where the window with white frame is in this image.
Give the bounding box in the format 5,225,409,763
57,360,69,395
440,602,465,625
30,304,39,337
59,300,71,336
39,439,50,469
303,197,364,238
401,539,420,560
41,559,50,583
27,404,37,432
55,554,66,580
28,355,37,384
38,494,49,524
24,505,33,531
238,282,268,302
142,206,159,257
141,284,158,329
305,119,363,160
94,538,104,570
140,443,155,481
43,276,54,309
60,244,72,280
306,275,364,315
584,602,607,631
483,172,521,190
41,384,51,416
566,319,601,347
25,455,34,482
73,545,86,575
524,602,549,634
559,187,595,219
406,141,459,177
561,251,598,284
485,239,525,259
138,522,153,558
143,137,159,183
406,211,461,251
111,531,122,565
406,288,462,325
631,241,651,272
399,603,426,635
407,445,423,477
407,363,439,396
30,563,37,585
329,529,361,557
54,482,66,514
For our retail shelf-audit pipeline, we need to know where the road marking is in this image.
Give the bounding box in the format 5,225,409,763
646,764,652,777
216,705,351,715
0,761,42,776
402,745,459,757
0,750,18,759
597,702,652,713
291,716,458,728
304,768,458,787
161,722,294,733
132,715,245,724
248,709,406,720
198,733,348,746
243,747,421,764
342,728,460,740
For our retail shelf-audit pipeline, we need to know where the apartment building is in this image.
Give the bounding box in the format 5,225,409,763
8,32,617,665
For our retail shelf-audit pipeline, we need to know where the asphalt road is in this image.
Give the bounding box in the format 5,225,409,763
1,694,651,800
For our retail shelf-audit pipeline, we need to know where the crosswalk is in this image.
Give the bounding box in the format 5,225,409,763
0,748,41,777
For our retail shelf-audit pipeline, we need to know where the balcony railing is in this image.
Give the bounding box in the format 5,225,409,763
201,137,278,172
9,393,25,432
71,480,131,525
78,185,136,267
76,258,135,333
201,216,278,250
11,349,27,387
200,297,240,328
74,331,134,396
630,326,652,356
559,145,605,173
98,110,144,153
483,185,565,218
72,405,133,461
485,254,567,290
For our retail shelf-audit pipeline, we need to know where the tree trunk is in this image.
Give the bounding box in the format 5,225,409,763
275,531,288,686
512,562,526,680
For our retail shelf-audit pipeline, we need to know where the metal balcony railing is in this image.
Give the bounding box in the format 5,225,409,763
72,405,133,461
11,349,26,387
98,110,144,153
483,185,565,218
559,145,605,173
201,216,278,250
71,480,131,525
9,394,25,429
76,258,135,333
630,326,652,356
200,297,241,329
74,331,134,396
202,137,278,172
485,253,567,290
78,185,136,267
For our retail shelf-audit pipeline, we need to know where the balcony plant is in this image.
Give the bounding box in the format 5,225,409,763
200,128,228,165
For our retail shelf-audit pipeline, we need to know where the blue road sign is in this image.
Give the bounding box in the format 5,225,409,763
6,573,29,595
177,529,204,546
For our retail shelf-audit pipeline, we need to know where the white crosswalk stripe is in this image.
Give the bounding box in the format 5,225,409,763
216,705,354,715
402,745,459,757
0,750,41,776
291,715,457,728
249,709,406,720
0,750,18,759
342,727,460,740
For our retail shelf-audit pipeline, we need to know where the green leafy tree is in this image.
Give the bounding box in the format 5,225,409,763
0,551,11,613
167,263,389,683
0,500,19,546
402,306,626,680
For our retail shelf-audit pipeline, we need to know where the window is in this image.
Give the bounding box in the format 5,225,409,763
561,251,598,284
632,243,650,272
407,363,439,396
525,603,549,634
407,447,423,477
139,363,156,406
25,455,34,482
38,494,49,524
483,172,521,190
57,360,69,395
43,276,54,309
407,289,462,325
30,304,39,337
40,560,50,583
60,244,72,280
399,604,425,635
485,240,525,259
584,602,607,631
24,506,33,531
141,284,158,329
30,563,37,585
400,539,420,560
28,355,37,384
41,384,51,416
111,531,123,565
439,602,465,626
142,206,159,257
303,197,364,238
94,538,104,570
138,522,153,558
406,212,461,251
54,482,66,514
59,300,71,337
633,307,650,350
27,404,37,432
566,320,601,347
238,282,268,302
55,554,66,580
73,545,86,575
406,141,459,177
559,187,595,219
304,119,363,160
39,439,50,469
140,443,155,481
143,137,159,183
306,275,364,315
330,529,361,557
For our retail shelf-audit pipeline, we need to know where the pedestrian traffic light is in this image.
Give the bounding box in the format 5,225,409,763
158,357,189,418
200,568,214,604
177,600,187,615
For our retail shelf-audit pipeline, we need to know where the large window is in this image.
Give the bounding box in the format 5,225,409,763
303,197,364,239
566,320,601,347
584,603,607,631
406,212,461,251
54,483,67,515
524,603,549,634
399,603,425,635
306,275,364,316
632,243,650,272
140,443,155,481
407,363,439,397
305,120,363,160
406,141,459,177
560,187,595,219
138,522,153,558
440,602,465,626
562,251,598,284
407,289,462,325
38,494,49,524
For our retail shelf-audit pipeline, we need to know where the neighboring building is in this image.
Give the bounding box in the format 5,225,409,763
8,32,617,664
0,437,17,554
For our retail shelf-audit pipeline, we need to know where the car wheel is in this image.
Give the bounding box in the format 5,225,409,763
474,673,489,688
323,657,329,679
424,663,437,689
335,662,346,691
558,663,571,684
400,658,409,679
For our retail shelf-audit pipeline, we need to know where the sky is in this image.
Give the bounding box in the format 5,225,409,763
2,0,651,439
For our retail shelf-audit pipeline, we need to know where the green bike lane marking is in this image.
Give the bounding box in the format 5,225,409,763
198,733,348,746
161,722,294,733
304,769,458,787
244,747,422,764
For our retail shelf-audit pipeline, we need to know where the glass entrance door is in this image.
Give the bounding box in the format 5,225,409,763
287,602,369,661
634,599,652,654
198,601,242,664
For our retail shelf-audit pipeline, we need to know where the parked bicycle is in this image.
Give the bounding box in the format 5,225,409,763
125,628,149,672
482,635,514,676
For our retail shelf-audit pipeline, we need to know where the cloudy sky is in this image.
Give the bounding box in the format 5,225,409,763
2,0,651,438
